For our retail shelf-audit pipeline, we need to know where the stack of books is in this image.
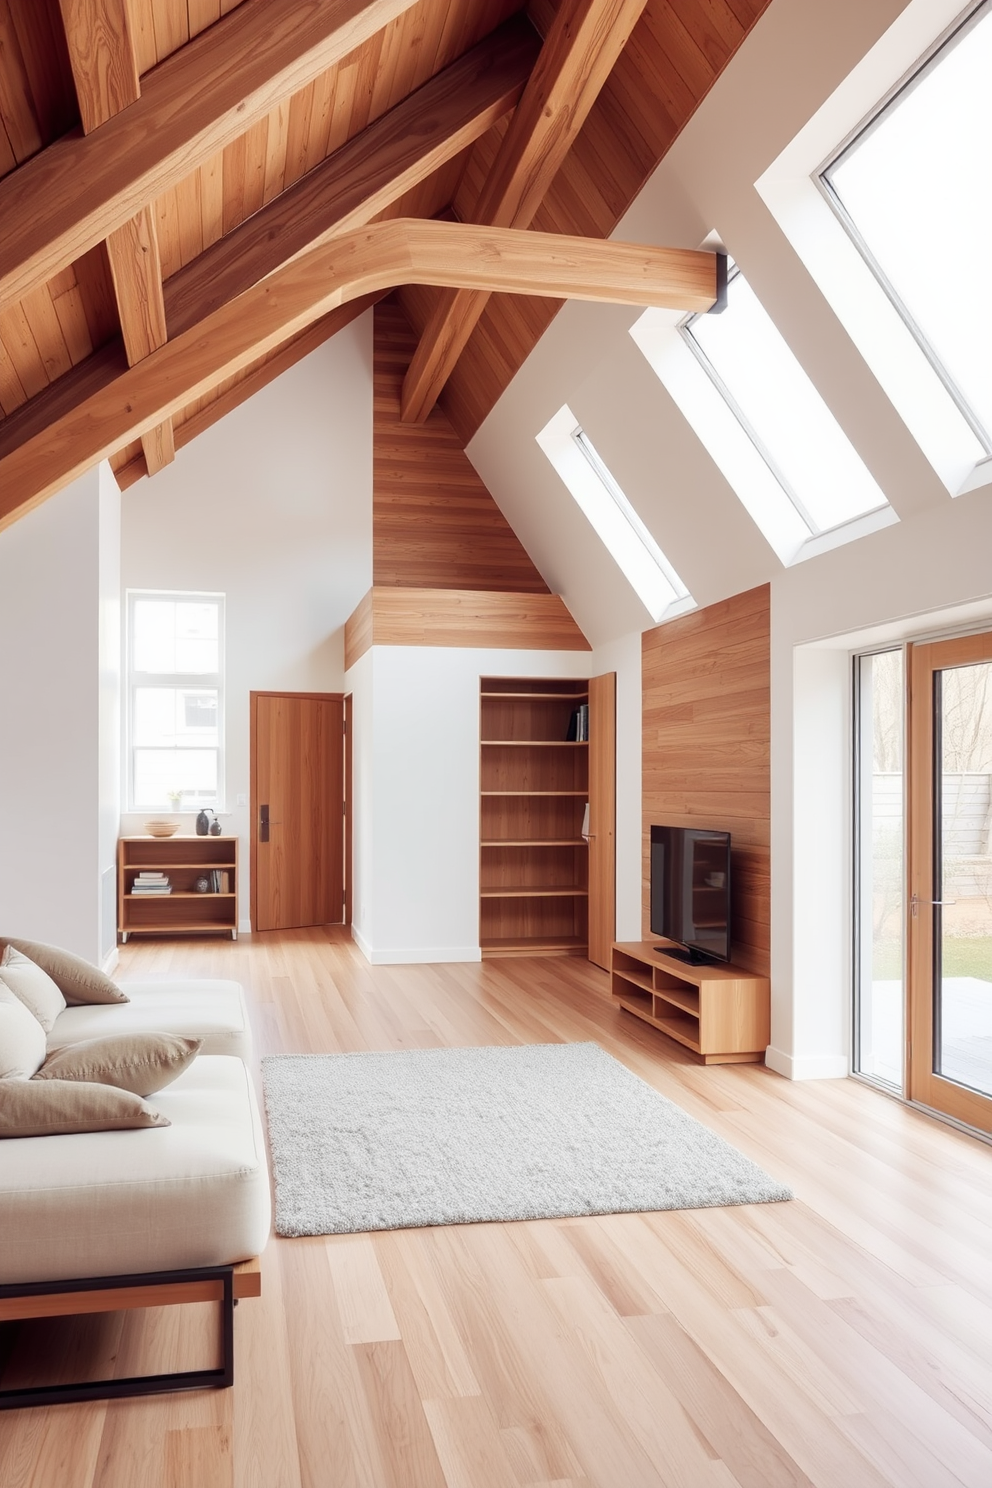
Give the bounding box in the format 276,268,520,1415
566,703,590,741
131,871,172,896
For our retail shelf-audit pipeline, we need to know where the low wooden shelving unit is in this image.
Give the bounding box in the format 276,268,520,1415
118,836,238,942
611,941,769,1064
480,677,589,957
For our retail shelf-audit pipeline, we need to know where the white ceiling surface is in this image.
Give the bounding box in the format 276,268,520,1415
467,0,954,647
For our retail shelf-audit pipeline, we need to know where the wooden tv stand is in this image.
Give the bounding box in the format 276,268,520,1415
611,941,769,1064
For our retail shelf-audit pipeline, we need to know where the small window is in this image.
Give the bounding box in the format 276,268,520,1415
536,405,693,623
127,592,224,812
631,265,895,565
821,1,992,456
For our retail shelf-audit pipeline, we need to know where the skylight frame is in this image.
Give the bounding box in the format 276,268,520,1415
668,261,891,549
678,264,821,538
536,405,694,624
817,0,992,457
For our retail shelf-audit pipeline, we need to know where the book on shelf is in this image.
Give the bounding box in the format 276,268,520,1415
131,885,172,895
135,871,168,881
578,702,589,741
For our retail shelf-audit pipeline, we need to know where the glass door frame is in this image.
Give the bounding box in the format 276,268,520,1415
907,631,992,1133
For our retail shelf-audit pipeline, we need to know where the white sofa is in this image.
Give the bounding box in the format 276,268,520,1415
0,974,269,1288
45,977,253,1062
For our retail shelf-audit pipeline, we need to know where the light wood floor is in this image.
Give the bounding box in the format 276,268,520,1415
3,928,992,1488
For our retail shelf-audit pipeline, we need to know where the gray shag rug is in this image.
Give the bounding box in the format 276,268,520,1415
261,1042,792,1237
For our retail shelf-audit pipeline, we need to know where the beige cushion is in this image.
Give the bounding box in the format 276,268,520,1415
0,1078,169,1138
48,979,252,1061
0,938,128,1005
0,947,66,1033
35,1033,202,1097
0,1056,271,1283
0,989,47,1080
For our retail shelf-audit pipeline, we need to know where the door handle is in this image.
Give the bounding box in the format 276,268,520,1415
259,804,269,843
910,894,956,916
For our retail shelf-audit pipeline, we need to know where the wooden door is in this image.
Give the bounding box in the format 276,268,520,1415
251,692,345,932
908,634,992,1133
587,671,616,970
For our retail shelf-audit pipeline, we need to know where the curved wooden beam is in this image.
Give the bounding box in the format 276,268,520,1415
0,219,718,529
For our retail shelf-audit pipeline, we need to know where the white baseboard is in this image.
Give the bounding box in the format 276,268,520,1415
765,1046,849,1080
238,917,252,934
350,926,481,966
101,946,120,976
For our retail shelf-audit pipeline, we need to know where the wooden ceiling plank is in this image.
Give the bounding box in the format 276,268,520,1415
0,217,718,525
400,0,650,424
50,272,96,362
0,0,46,162
187,0,223,40
58,0,175,471
162,17,540,338
56,0,139,132
0,0,425,308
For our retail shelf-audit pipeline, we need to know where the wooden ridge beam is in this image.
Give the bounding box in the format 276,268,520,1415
0,219,718,527
58,0,174,473
0,0,422,308
400,0,649,424
163,16,540,339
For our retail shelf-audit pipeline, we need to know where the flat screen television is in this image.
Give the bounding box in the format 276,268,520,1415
650,825,731,964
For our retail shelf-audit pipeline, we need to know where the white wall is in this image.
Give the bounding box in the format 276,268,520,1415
348,640,640,962
120,316,373,928
0,465,120,962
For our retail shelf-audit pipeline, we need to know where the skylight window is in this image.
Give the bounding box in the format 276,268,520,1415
536,405,693,623
820,1,992,454
631,265,896,566
683,265,889,533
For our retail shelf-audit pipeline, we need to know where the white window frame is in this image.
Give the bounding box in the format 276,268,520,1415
536,405,694,624
125,589,226,812
630,300,897,568
755,0,991,499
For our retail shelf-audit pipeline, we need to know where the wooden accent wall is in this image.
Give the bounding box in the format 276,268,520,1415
345,586,589,669
373,299,548,592
642,584,770,975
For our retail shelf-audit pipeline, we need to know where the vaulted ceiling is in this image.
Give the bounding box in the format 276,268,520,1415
0,0,769,528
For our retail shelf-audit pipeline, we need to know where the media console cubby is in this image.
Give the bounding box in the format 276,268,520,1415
611,941,769,1064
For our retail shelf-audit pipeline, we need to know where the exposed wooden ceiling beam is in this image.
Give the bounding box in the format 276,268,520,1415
113,295,385,490
58,0,174,474
0,0,422,309
400,0,649,424
163,16,539,339
0,219,718,527
57,0,139,133
0,24,537,489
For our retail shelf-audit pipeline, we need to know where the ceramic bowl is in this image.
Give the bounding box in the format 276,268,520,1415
144,820,180,837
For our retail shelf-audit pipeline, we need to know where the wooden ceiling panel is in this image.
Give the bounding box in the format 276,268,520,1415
149,0,523,291
0,0,769,501
0,0,78,177
0,243,119,420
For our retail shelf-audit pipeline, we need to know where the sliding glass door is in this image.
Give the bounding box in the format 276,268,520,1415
908,634,992,1132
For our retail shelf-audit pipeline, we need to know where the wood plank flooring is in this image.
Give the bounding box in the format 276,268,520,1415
2,927,991,1486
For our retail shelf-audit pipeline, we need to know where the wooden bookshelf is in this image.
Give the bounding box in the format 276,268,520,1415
118,836,239,942
611,941,770,1064
480,678,589,957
